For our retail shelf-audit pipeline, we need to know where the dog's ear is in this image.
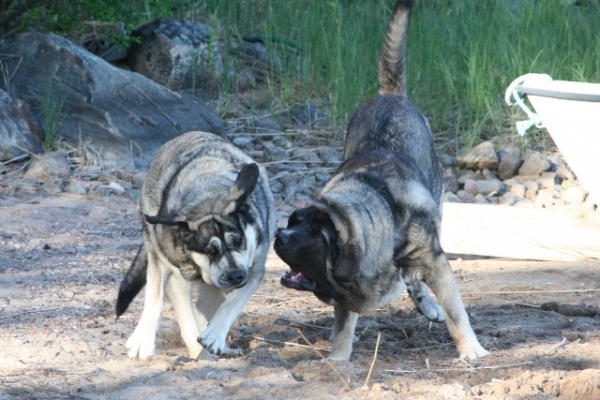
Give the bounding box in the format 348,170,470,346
333,241,362,283
145,213,190,230
224,163,259,214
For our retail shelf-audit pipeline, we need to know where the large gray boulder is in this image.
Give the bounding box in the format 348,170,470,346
127,18,223,91
0,89,43,161
0,32,224,170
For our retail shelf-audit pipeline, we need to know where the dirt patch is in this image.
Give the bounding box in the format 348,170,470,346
1,191,599,399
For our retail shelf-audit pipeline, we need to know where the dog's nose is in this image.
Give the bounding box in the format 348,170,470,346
226,269,247,286
275,229,288,247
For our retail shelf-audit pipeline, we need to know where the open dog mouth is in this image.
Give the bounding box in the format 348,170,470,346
281,269,317,291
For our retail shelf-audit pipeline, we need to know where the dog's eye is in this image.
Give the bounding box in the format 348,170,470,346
233,235,243,249
206,247,219,257
311,223,320,234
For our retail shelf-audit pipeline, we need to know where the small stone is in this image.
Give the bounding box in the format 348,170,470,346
538,172,557,189
23,152,70,182
66,182,87,195
438,154,456,168
443,192,462,203
463,178,476,194
509,184,526,198
562,187,587,204
456,141,499,170
474,194,491,204
457,170,477,183
108,182,125,193
498,192,518,206
231,135,254,150
518,150,551,176
456,190,475,203
497,152,522,180
474,179,505,196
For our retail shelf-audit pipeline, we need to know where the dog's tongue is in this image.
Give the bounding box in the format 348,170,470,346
288,270,310,283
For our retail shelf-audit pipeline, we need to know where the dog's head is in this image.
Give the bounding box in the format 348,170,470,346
145,163,262,289
274,206,365,306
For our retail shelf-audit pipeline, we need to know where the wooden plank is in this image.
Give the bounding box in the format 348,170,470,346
440,202,600,261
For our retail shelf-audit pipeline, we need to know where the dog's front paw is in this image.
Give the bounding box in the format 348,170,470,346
125,332,156,360
458,342,490,361
418,300,445,323
197,325,239,356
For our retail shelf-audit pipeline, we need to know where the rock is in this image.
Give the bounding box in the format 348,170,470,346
525,181,539,201
127,18,223,91
443,192,462,203
263,143,287,162
498,192,518,206
0,32,224,171
538,172,557,189
66,182,88,195
23,152,69,182
562,187,587,204
457,170,477,183
317,148,342,163
443,174,459,194
509,184,526,198
456,190,475,203
438,154,456,168
474,179,505,196
231,135,254,150
535,188,559,208
474,194,491,204
497,152,522,180
0,89,43,161
518,150,551,176
463,178,476,194
457,141,499,170
242,41,282,73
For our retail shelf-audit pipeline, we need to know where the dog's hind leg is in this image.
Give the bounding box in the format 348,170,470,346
165,272,204,359
328,304,359,361
422,243,489,360
125,251,169,359
406,281,445,323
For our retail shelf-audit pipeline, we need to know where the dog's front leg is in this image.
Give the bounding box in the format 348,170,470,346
126,253,169,359
165,271,202,359
424,246,489,361
197,259,265,356
328,304,359,361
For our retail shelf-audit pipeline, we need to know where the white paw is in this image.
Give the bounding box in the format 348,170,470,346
458,342,490,361
125,332,156,360
418,300,445,323
197,324,233,356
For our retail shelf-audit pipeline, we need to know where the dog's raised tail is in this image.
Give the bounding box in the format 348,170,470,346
116,243,148,318
378,0,414,97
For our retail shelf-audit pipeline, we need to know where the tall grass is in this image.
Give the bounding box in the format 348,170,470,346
144,0,600,151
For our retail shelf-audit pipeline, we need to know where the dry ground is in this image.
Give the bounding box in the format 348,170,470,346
1,191,599,399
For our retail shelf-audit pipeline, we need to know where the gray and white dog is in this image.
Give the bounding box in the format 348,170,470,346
116,131,275,359
274,0,489,361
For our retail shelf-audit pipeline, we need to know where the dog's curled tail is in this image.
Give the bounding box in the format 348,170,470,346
116,243,148,318
378,0,414,97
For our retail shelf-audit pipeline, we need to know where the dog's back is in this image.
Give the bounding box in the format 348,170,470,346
342,0,441,200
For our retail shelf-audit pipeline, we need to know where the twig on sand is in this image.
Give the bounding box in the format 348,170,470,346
543,337,568,356
364,332,381,387
385,360,535,373
252,336,330,352
296,330,351,391
0,306,70,320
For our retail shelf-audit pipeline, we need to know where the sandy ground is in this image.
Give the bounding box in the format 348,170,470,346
1,191,599,400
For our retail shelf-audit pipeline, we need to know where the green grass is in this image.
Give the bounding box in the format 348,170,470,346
180,0,600,152
28,0,600,152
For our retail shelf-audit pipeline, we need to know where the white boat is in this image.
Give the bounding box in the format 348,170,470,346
506,74,600,204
